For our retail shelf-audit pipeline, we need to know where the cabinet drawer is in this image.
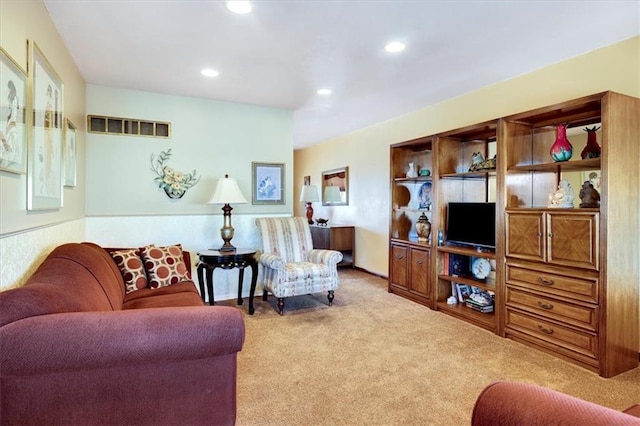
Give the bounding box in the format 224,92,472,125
506,264,598,303
505,309,598,360
506,287,597,331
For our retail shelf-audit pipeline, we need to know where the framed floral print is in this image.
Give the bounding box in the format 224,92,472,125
252,162,285,204
28,41,64,210
0,46,28,174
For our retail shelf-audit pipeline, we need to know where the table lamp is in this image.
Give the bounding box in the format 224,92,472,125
299,185,320,224
207,174,248,251
324,185,342,204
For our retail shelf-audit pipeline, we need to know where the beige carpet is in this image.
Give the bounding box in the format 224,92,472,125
221,269,640,425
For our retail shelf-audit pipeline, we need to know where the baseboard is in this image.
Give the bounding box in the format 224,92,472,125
349,265,387,280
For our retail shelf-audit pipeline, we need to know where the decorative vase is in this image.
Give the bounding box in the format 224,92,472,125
580,126,601,159
415,212,431,243
164,187,185,199
549,123,573,162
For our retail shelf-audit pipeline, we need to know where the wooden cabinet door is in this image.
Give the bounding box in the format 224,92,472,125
409,247,431,299
389,244,409,290
506,211,545,262
546,211,599,271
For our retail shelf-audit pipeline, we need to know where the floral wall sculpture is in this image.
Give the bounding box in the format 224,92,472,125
150,149,200,199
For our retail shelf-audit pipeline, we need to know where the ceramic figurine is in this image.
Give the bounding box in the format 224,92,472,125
406,162,418,178
548,179,575,208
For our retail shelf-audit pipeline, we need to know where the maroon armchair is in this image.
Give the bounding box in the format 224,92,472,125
472,381,640,425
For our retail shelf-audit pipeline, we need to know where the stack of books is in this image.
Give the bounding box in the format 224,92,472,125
465,290,494,313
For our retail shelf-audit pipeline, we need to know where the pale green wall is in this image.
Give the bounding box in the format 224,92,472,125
85,85,293,216
295,36,640,278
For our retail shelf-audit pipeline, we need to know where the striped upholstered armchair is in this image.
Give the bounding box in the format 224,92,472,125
255,217,343,315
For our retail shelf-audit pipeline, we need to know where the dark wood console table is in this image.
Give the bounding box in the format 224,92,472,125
196,248,258,314
310,224,355,267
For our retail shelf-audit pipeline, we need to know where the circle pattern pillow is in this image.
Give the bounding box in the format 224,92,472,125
140,244,191,289
110,249,148,294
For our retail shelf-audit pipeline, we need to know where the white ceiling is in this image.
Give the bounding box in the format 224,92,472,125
43,1,639,149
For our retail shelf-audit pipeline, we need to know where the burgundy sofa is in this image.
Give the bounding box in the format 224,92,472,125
472,381,640,425
0,242,245,426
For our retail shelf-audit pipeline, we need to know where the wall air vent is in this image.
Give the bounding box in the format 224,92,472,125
87,115,171,138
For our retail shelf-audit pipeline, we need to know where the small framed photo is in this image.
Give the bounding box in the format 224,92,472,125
28,40,64,210
252,162,285,204
455,283,471,303
63,119,77,187
581,170,602,192
0,46,28,174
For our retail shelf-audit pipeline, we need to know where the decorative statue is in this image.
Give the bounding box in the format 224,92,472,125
468,152,497,172
406,162,418,178
579,181,600,208
548,179,575,208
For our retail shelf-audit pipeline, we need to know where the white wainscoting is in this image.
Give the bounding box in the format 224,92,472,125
86,213,288,302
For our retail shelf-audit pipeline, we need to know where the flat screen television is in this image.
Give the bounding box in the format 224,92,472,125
446,202,496,249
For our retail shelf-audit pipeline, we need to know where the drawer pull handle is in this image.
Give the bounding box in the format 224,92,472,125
537,277,555,286
416,259,424,265
396,254,404,260
537,301,553,310
537,325,554,335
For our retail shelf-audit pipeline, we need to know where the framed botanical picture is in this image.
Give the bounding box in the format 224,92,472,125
28,41,64,210
63,119,77,187
252,162,285,204
0,46,28,174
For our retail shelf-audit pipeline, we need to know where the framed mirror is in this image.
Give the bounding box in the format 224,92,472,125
322,166,348,206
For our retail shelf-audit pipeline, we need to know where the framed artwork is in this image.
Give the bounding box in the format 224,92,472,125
0,46,28,174
322,166,348,206
581,170,602,192
252,162,285,204
28,41,64,210
63,119,77,187
304,175,310,186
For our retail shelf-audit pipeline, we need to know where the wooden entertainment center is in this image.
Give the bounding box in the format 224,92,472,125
388,91,639,377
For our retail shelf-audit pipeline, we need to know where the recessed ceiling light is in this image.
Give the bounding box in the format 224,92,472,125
201,68,219,77
384,42,406,53
226,1,252,14
317,88,332,95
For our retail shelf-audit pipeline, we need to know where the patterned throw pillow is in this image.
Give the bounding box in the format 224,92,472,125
140,244,191,289
110,249,148,294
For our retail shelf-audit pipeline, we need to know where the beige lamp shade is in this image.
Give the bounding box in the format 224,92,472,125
207,174,247,252
324,185,342,203
299,185,320,203
207,175,248,205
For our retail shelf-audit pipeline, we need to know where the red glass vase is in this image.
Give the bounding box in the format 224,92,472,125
549,123,573,162
580,126,601,159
